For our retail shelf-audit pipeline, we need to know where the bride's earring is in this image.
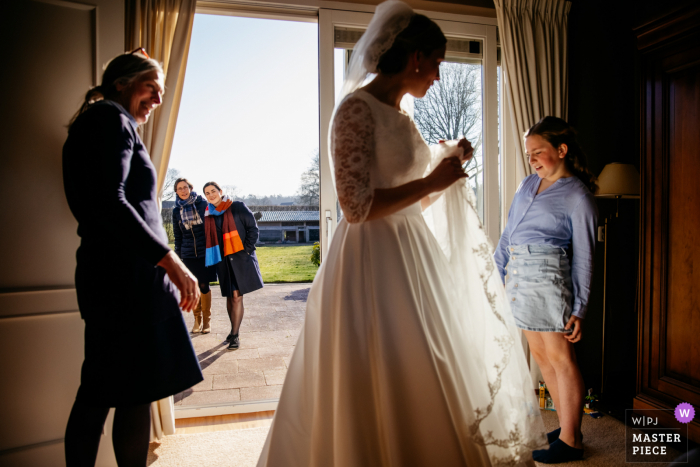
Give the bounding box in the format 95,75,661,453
415,68,420,73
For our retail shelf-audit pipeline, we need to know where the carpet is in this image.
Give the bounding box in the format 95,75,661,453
538,409,683,467
147,426,269,467
148,410,684,466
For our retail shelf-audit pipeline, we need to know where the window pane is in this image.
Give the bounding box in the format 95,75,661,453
414,62,484,223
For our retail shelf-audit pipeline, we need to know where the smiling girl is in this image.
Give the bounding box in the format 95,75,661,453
494,116,598,464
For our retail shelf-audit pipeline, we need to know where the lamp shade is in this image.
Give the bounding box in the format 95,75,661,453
595,163,640,198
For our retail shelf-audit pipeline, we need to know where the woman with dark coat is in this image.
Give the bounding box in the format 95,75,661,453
203,181,264,350
173,177,213,333
62,49,203,467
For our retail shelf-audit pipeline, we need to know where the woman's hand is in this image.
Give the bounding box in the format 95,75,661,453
427,155,468,192
564,315,583,343
457,138,474,163
157,250,200,312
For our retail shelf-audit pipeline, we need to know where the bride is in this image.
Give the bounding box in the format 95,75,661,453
258,1,547,465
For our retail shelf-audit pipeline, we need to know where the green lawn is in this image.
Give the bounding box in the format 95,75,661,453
168,243,318,283
256,245,318,283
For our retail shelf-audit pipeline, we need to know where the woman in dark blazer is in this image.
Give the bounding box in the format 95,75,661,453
203,181,264,350
173,177,213,333
62,50,203,466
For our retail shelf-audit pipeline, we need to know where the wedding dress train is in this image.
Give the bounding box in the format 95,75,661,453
257,89,547,467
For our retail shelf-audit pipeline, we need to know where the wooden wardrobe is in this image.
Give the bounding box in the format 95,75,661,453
634,3,700,443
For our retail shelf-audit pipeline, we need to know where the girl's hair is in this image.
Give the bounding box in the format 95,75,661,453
203,181,222,193
376,14,447,74
525,117,598,193
174,177,193,192
69,52,164,127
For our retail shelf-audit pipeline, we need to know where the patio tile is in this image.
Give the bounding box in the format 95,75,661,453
196,343,229,361
278,317,305,329
263,368,288,385
238,357,286,373
180,389,240,406
201,358,239,375
192,336,226,352
237,331,289,349
276,333,300,347
175,283,309,402
215,348,260,361
240,385,283,401
212,371,266,390
257,346,295,358
191,375,213,392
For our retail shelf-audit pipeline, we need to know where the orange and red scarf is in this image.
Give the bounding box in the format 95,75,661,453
204,195,244,266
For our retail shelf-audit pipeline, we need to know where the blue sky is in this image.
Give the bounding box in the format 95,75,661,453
169,14,320,197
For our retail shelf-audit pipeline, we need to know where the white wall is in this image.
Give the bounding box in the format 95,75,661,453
0,0,124,465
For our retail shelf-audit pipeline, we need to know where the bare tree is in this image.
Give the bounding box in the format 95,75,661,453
161,168,181,201
295,150,320,207
221,184,241,200
414,62,485,220
414,63,482,146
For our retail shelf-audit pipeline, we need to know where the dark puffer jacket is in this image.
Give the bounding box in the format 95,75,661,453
173,195,208,259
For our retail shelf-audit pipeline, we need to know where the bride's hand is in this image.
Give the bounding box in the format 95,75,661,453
457,138,474,163
427,155,468,192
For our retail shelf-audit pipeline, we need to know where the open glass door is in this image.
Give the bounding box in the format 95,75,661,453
167,11,320,417
319,10,500,253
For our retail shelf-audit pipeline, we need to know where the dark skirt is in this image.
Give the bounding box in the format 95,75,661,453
76,313,202,407
183,256,214,294
74,245,203,407
216,255,240,297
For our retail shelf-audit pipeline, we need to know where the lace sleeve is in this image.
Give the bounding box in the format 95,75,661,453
331,97,375,223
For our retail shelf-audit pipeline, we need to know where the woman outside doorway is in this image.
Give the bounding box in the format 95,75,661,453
173,177,214,333
203,182,264,350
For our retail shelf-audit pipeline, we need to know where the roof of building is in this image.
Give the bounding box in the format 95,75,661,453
258,211,320,222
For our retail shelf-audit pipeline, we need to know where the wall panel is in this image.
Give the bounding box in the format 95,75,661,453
0,0,124,465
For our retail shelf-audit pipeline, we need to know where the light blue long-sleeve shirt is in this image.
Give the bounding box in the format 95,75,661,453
494,174,598,319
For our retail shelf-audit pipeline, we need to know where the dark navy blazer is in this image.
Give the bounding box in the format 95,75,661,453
173,195,208,259
62,100,203,406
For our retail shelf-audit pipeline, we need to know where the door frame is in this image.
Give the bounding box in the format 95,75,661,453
318,9,500,260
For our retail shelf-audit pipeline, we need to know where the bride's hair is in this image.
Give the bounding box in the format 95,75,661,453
525,117,598,193
376,14,446,74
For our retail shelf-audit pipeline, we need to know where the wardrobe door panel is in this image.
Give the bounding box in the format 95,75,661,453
635,3,700,443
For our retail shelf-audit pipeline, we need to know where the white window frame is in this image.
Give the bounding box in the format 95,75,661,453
319,9,500,260
174,1,500,417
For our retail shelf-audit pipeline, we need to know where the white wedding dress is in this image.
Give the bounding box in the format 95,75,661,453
257,89,547,467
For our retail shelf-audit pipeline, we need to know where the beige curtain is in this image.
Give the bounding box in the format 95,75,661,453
125,0,195,440
126,0,196,201
494,0,571,180
150,397,176,441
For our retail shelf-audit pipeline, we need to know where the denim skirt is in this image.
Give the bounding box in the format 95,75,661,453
505,244,573,332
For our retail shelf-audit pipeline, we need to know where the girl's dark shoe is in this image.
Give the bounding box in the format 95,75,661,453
533,439,583,464
547,428,561,444
547,428,583,444
224,332,233,342
227,334,240,350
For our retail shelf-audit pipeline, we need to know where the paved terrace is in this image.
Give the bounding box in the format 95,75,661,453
176,283,308,406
